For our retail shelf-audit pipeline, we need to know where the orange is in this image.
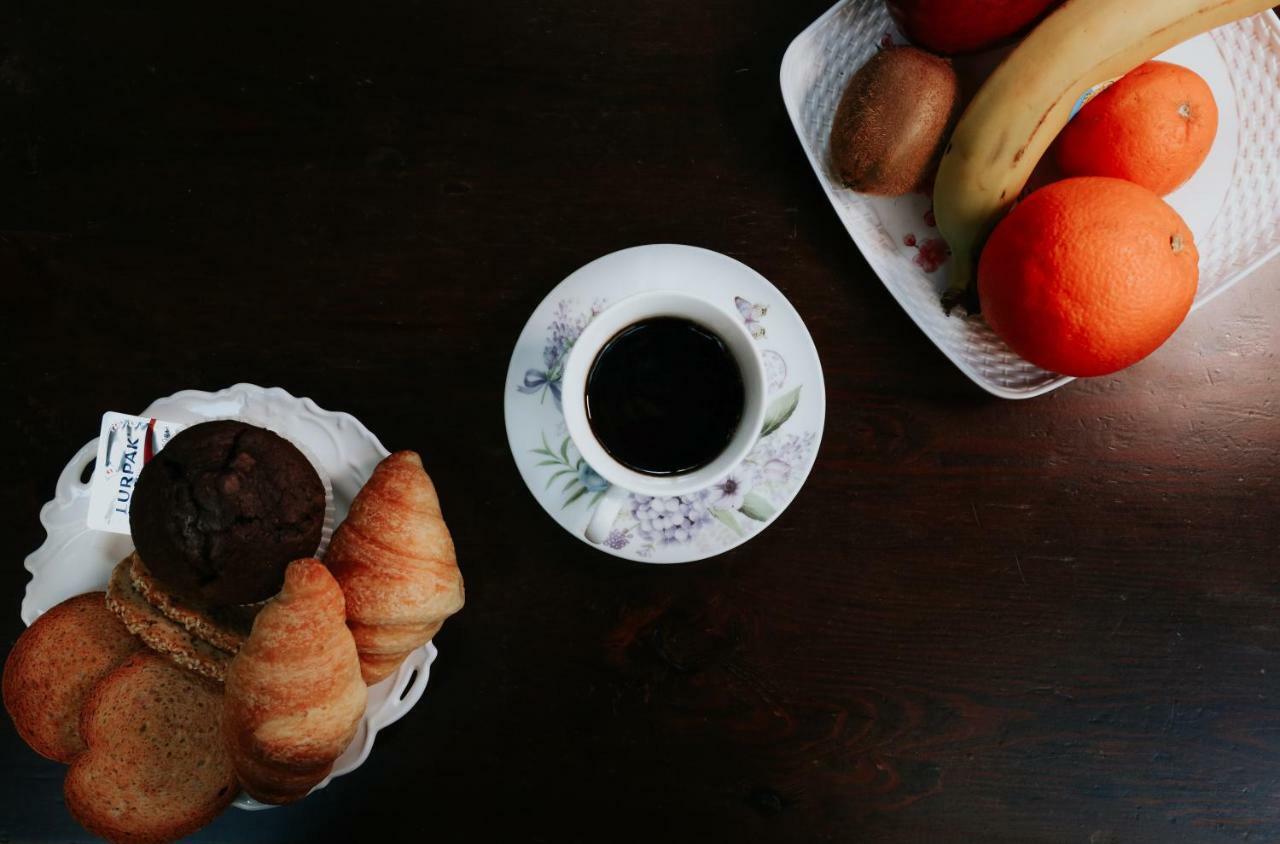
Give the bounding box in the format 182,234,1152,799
978,177,1198,377
1054,61,1218,196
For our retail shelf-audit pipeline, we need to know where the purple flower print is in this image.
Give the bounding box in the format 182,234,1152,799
630,491,714,545
518,299,605,409
709,470,751,511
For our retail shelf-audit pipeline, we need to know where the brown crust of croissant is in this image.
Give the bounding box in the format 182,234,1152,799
222,559,367,805
324,451,465,685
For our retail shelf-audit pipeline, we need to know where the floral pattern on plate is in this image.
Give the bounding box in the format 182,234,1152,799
517,298,816,557
505,245,824,564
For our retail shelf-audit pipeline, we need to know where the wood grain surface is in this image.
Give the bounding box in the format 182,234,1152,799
2,2,1278,842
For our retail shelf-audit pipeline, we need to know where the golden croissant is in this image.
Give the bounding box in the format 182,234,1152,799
223,559,367,804
325,450,464,685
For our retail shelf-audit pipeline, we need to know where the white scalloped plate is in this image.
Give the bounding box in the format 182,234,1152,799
781,2,1280,398
20,383,436,811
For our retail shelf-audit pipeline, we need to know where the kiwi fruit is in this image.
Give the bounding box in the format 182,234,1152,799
829,45,961,196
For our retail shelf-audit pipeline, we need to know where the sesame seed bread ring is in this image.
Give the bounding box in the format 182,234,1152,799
105,557,232,684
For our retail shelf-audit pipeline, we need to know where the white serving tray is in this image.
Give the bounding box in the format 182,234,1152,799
781,1,1280,398
21,384,436,811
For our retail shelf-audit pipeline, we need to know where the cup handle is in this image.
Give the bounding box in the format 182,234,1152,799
585,485,627,544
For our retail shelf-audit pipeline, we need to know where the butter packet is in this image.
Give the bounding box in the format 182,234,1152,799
86,412,187,534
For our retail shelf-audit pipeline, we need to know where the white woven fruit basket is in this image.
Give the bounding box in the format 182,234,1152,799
781,1,1280,398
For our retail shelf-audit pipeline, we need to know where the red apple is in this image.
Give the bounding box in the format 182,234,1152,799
885,0,1062,55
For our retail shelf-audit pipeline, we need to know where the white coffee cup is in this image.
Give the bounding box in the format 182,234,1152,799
561,290,768,544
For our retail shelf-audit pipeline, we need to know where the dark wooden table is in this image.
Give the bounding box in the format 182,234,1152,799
3,3,1278,842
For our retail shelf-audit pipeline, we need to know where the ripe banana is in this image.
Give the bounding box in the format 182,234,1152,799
934,0,1274,314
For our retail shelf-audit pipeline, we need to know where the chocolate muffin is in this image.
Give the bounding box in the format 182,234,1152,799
130,420,325,606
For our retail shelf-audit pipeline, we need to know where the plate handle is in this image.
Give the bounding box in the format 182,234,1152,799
366,645,436,731
57,439,100,499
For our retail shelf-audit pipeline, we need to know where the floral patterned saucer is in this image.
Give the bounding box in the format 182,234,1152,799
504,244,825,564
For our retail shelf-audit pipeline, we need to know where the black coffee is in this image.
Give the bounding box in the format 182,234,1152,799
586,317,744,476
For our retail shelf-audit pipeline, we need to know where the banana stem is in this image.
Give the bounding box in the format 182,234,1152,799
942,252,980,315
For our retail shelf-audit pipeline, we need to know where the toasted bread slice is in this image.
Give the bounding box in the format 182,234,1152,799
3,592,142,763
105,557,232,683
128,553,259,653
65,651,236,844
